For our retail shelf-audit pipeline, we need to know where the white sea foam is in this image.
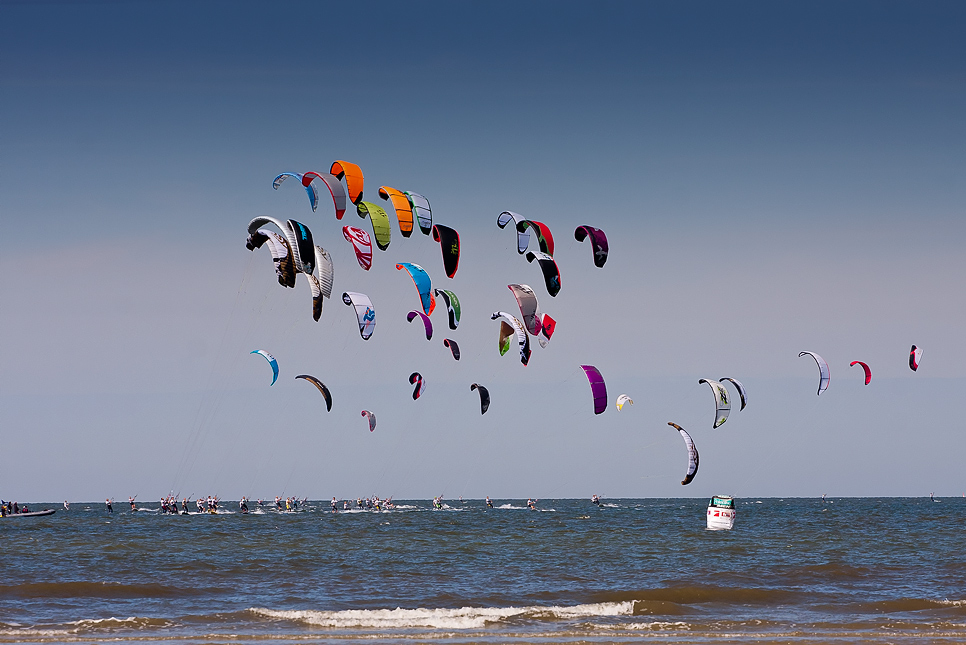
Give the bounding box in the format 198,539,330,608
250,601,635,630
0,616,171,637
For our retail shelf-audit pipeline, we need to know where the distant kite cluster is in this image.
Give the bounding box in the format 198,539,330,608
246,160,922,487
246,160,607,438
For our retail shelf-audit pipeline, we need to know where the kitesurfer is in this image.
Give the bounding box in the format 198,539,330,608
106,499,112,514
486,496,493,508
331,497,338,512
591,494,600,506
63,501,69,511
527,498,536,510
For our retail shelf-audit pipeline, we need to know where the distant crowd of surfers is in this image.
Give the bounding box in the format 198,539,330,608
58,495,614,516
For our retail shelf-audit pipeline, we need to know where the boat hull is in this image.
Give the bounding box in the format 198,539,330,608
2,509,56,518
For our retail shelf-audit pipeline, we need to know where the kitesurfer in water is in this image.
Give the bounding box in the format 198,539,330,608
527,498,536,510
106,499,113,513
129,496,136,511
63,501,69,511
331,497,338,512
486,496,493,508
591,494,600,506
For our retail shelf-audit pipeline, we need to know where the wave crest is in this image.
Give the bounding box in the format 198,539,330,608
250,601,635,630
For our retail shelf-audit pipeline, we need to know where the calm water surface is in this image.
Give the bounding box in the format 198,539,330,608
0,498,963,644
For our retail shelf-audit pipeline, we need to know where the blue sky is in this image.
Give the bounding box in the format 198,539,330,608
1,1,964,501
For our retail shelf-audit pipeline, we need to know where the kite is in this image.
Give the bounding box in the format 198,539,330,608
491,312,531,366
616,394,634,411
669,422,699,485
361,410,376,432
574,226,609,268
396,262,436,316
718,378,748,410
330,160,364,205
698,378,731,428
379,186,414,237
849,361,872,385
302,171,347,219
306,245,334,321
405,191,433,235
497,211,530,254
470,383,490,415
295,375,332,412
246,228,296,288
406,310,433,341
431,224,460,278
343,292,376,340
343,226,373,271
443,338,460,360
525,251,561,297
507,284,556,347
580,365,607,415
518,220,554,256
246,217,314,275
250,350,278,386
357,201,392,251
409,372,426,400
910,345,922,371
799,351,830,395
433,289,461,330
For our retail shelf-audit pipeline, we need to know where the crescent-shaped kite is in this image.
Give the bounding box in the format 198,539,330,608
909,345,922,371
379,186,415,237
580,365,607,415
343,292,376,340
443,338,460,361
250,350,278,386
669,422,699,485
718,377,748,410
343,226,372,271
698,378,731,428
396,262,436,316
431,224,460,278
849,361,872,385
330,160,364,205
470,383,490,415
799,351,830,395
406,310,433,341
295,375,332,412
574,226,609,268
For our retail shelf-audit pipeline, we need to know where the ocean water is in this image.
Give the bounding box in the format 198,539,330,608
0,498,963,644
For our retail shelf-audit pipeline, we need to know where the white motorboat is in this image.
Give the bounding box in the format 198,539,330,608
707,495,735,530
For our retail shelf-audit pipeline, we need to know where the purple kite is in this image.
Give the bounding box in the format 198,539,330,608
406,310,433,341
574,226,609,268
580,365,607,415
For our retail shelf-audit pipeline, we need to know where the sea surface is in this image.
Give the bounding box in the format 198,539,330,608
0,498,963,644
